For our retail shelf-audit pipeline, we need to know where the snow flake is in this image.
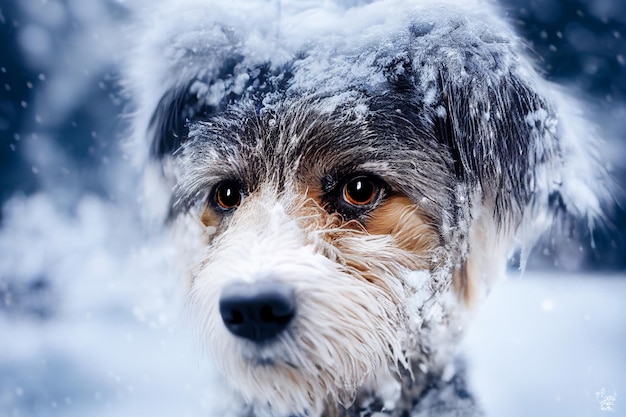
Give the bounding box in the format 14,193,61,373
596,388,617,412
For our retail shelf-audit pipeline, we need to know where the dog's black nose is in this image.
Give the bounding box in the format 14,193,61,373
219,281,296,342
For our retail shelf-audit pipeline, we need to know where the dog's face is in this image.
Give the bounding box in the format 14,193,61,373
175,97,452,415
141,22,549,417
129,1,607,416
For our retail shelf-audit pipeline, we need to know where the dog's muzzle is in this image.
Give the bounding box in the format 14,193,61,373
219,281,296,342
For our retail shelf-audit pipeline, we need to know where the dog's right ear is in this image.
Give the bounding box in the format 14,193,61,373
126,4,256,165
148,80,213,159
127,0,284,165
143,55,288,162
142,48,250,160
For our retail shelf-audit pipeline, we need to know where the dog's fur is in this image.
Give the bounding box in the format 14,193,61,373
125,1,609,416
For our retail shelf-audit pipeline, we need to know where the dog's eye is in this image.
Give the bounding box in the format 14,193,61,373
343,176,378,206
214,181,243,210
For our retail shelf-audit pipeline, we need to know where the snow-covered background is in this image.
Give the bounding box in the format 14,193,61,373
0,0,624,416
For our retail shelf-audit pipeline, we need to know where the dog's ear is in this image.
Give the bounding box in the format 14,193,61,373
126,8,263,164
431,62,610,257
433,67,562,220
148,80,208,158
146,59,289,160
147,55,250,159
380,31,566,222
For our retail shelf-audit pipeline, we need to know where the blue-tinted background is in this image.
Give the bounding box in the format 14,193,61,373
0,1,624,417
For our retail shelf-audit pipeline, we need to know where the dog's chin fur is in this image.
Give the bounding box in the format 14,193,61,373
125,1,610,416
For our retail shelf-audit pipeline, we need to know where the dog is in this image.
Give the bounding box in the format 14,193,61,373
125,0,609,416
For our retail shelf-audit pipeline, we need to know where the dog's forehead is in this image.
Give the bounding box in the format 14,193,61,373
161,0,575,224
180,94,453,205
148,3,518,161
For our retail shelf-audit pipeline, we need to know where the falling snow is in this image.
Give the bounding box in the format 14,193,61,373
0,0,625,416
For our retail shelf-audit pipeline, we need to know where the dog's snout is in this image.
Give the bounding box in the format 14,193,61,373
219,281,296,342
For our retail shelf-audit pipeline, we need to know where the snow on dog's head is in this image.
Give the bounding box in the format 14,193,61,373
125,1,610,415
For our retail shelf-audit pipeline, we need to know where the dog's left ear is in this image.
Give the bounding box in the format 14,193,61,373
433,57,609,224
432,65,563,222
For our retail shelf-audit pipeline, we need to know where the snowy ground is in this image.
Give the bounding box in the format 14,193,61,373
0,194,217,417
0,193,624,417
464,273,625,416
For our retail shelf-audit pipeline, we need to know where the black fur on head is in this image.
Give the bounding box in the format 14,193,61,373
149,59,294,158
147,16,567,234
